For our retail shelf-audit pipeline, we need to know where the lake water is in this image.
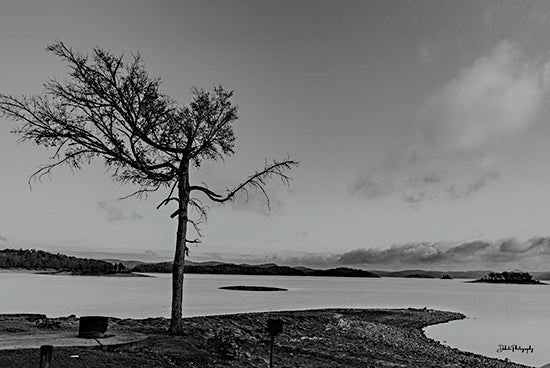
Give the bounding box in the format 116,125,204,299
0,272,548,367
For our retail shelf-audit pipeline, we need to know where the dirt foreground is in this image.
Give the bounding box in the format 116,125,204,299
0,308,528,367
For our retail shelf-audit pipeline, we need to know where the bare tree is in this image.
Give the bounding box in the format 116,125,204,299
0,41,298,334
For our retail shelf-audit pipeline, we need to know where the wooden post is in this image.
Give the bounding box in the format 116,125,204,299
269,334,274,368
39,345,53,368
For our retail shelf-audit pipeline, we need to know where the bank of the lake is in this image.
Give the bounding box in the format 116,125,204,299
1,272,548,366
0,309,528,368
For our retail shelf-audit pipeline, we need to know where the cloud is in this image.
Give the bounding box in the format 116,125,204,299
527,237,550,254
0,235,7,242
185,251,341,268
444,240,491,256
338,237,550,270
352,40,548,207
350,151,419,201
97,201,142,222
445,172,499,199
187,237,550,270
400,171,447,208
338,243,445,265
350,175,394,201
263,252,341,268
422,40,548,151
351,152,497,207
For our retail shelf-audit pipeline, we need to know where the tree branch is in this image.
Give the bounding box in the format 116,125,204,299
189,158,299,208
28,149,97,185
118,183,162,200
156,180,179,209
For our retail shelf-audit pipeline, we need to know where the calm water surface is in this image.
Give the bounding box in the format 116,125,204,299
0,272,547,367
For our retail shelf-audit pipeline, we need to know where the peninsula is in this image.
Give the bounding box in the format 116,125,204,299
0,309,528,367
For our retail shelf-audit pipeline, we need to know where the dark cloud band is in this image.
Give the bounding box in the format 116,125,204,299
338,237,550,268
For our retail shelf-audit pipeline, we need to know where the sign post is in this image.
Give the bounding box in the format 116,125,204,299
267,319,283,368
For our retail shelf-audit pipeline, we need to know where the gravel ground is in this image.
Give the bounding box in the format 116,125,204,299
0,309,530,367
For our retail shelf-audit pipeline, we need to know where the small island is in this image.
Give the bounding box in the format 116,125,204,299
219,286,288,291
470,271,544,284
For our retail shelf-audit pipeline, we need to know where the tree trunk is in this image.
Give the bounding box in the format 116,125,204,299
169,164,189,334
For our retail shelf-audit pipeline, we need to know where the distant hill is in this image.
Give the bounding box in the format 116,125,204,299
0,249,128,275
131,262,380,277
307,267,378,277
101,259,145,270
131,261,172,273
5,248,550,282
404,274,435,279
132,262,304,275
373,270,491,279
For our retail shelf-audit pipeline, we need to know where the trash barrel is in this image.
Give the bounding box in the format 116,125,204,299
78,316,108,338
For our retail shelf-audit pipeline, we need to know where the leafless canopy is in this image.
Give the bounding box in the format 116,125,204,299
0,41,298,217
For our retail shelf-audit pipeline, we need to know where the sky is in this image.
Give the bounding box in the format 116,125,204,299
2,0,550,270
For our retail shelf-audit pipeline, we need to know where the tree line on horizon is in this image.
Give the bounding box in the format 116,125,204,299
0,248,127,275
0,248,381,277
132,261,380,277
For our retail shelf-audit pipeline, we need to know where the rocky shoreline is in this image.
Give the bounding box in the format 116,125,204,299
0,309,529,367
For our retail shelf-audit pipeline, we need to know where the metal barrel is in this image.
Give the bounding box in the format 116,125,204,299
78,316,108,338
